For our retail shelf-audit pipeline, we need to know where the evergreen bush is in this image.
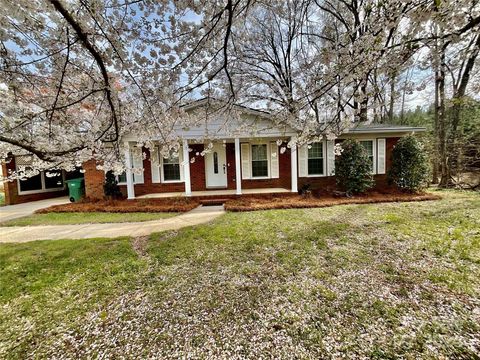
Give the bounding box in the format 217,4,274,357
104,171,123,199
335,139,375,195
389,135,430,192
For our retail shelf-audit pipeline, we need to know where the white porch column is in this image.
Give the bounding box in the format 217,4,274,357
290,138,298,193
124,142,135,199
182,139,192,197
235,138,242,195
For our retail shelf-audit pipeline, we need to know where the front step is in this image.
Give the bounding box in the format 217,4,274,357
200,198,229,206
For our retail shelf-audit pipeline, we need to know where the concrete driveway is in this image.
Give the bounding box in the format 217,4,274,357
0,197,70,223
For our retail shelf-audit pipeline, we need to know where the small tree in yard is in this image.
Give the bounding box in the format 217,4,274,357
335,140,374,196
104,171,123,199
389,136,430,192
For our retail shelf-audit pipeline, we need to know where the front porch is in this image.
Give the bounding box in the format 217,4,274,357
122,136,299,199
137,187,290,199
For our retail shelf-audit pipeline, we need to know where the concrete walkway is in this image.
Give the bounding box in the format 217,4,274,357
0,197,70,222
0,205,225,243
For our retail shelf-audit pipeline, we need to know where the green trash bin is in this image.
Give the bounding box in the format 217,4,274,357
66,178,85,202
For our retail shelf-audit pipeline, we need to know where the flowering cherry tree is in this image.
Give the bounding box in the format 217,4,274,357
1,0,479,178
1,0,191,176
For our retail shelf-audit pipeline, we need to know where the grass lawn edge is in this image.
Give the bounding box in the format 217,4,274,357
0,211,178,227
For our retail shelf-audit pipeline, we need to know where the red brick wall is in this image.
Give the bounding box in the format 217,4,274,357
191,144,208,191
83,159,105,200
241,142,292,189
2,155,67,205
226,143,237,190
298,137,399,192
374,137,399,189
119,147,185,197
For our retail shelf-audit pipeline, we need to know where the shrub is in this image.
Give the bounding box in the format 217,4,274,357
104,171,123,199
335,139,374,195
389,135,430,192
299,183,312,196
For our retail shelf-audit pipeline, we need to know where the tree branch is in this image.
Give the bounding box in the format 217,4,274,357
47,0,119,142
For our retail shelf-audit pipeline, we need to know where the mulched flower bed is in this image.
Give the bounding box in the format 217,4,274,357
36,197,200,214
37,191,442,214
224,191,441,212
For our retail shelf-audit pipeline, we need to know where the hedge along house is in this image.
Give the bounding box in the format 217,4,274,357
83,99,426,200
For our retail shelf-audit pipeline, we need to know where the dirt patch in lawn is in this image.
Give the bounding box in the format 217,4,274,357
131,236,150,258
225,191,441,211
36,197,200,214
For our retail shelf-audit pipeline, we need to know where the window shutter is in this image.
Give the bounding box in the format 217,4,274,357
132,147,144,184
326,140,335,176
270,142,279,178
298,145,308,177
150,147,160,183
178,146,184,181
377,138,386,174
241,143,251,179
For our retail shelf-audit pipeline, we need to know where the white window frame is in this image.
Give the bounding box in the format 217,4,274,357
250,142,271,179
16,156,65,195
117,171,142,185
306,141,327,177
160,148,183,183
359,139,377,174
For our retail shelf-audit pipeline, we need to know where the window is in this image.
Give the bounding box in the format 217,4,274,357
163,152,181,181
360,140,374,172
251,144,269,177
308,142,324,175
117,172,127,184
16,155,64,194
44,171,64,189
117,171,145,184
18,172,43,192
213,152,219,174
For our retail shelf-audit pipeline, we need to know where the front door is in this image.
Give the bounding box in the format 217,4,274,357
205,143,228,188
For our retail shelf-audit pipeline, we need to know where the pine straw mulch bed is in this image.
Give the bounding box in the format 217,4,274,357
224,191,441,212
36,198,200,214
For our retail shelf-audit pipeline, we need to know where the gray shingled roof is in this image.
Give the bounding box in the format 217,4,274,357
183,98,427,134
347,123,426,133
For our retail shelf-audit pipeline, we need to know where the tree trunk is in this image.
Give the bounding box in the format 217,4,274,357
359,80,368,122
442,33,480,187
437,41,448,187
373,68,380,123
389,72,395,123
444,102,461,185
400,76,409,125
432,68,439,184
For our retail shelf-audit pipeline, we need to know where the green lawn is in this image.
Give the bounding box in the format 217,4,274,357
0,190,479,358
0,191,4,206
0,211,177,226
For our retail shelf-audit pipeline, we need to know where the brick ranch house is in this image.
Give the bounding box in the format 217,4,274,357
2,100,425,204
